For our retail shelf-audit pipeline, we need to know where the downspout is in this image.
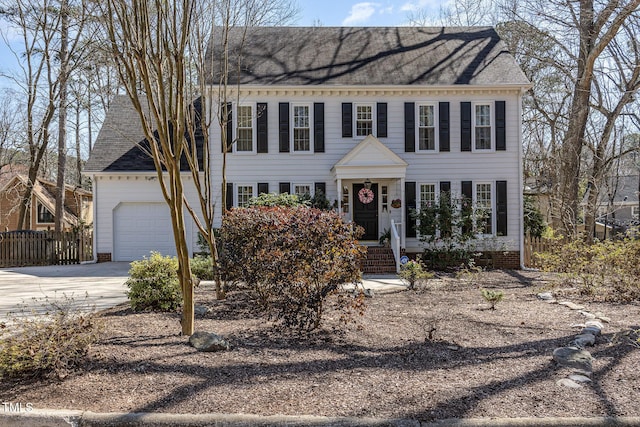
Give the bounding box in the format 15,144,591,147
86,174,98,264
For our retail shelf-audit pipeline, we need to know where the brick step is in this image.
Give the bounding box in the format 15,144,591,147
362,246,397,274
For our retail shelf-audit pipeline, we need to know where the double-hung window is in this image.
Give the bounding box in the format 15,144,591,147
236,105,254,152
355,104,373,137
419,184,436,207
293,184,312,198
417,104,437,151
632,206,639,219
475,183,493,234
418,183,437,236
474,103,492,151
236,185,254,207
292,104,311,152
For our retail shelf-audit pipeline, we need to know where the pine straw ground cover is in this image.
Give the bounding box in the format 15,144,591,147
2,270,639,421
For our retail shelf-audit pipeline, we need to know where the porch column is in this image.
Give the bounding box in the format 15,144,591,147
337,178,342,216
400,177,405,248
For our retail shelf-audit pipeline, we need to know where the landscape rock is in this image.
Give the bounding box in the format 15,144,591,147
189,331,230,352
579,311,596,319
581,326,601,336
558,301,585,310
557,378,583,389
553,347,594,372
537,292,554,301
194,305,209,316
594,312,611,323
570,333,596,348
569,374,592,383
585,320,604,330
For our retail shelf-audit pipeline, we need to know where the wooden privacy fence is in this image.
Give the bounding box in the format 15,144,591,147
0,230,93,268
523,234,568,268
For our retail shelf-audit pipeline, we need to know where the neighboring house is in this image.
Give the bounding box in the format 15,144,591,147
581,174,640,238
86,27,531,267
0,168,93,231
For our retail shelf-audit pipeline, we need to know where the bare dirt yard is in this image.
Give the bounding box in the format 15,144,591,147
3,270,639,421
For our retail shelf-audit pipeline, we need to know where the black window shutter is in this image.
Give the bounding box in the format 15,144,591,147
314,182,326,197
221,102,232,153
439,102,450,152
314,103,325,153
377,102,387,137
495,101,506,151
461,181,473,234
404,102,415,153
496,180,508,236
258,182,269,195
257,103,268,153
279,102,290,153
279,182,290,194
405,181,417,238
225,182,233,210
439,181,452,237
461,102,471,152
342,103,352,138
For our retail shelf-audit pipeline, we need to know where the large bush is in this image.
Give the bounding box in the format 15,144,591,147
536,238,640,301
221,206,366,331
125,252,182,311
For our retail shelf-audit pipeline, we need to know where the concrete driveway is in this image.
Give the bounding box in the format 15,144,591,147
0,262,131,321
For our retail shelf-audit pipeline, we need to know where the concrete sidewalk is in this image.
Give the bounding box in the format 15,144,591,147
0,262,131,321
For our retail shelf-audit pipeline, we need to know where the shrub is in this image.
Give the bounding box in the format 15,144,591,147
247,192,308,208
481,289,504,309
125,252,182,311
398,260,433,289
190,255,215,280
415,192,481,271
537,237,640,301
221,206,366,331
0,298,100,381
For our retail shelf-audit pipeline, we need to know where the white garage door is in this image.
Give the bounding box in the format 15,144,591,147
113,202,191,261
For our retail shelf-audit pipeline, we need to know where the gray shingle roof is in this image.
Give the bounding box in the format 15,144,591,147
85,96,204,173
207,26,530,86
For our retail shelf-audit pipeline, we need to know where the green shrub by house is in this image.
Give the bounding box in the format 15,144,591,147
125,252,182,311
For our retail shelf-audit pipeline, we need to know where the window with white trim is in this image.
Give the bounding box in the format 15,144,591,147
632,205,639,219
417,104,437,151
293,184,312,197
237,185,254,207
236,105,254,152
419,183,436,207
355,103,373,137
475,183,493,234
474,103,492,151
292,104,311,152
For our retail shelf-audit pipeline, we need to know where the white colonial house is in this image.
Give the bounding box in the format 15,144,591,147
85,27,531,270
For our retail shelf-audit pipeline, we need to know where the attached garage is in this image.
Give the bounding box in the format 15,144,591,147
113,202,192,261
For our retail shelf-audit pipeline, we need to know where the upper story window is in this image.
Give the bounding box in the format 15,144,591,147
236,105,254,152
355,104,373,137
418,104,437,151
475,182,493,234
237,185,254,207
474,103,493,151
292,104,311,152
37,202,54,224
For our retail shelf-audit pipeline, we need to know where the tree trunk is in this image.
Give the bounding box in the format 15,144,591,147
55,0,69,233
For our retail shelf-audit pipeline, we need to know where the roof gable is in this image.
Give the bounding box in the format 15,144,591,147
208,26,530,87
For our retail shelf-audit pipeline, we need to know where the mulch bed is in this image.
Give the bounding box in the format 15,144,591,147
2,270,639,421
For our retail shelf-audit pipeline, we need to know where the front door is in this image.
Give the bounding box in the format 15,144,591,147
353,183,378,241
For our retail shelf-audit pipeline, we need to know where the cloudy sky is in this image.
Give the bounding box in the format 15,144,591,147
297,0,446,26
